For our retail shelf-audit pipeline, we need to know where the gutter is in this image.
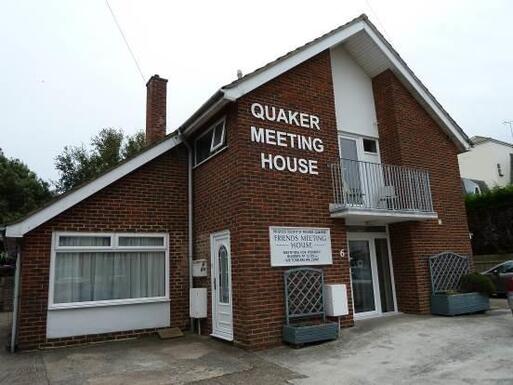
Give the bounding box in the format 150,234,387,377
10,245,20,352
178,129,194,332
178,90,230,137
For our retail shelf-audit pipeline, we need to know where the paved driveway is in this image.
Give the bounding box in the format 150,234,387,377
1,304,512,385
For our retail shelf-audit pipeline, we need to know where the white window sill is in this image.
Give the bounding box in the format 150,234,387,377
48,297,169,310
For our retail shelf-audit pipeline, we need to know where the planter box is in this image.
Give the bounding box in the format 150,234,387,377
283,322,338,345
431,292,489,316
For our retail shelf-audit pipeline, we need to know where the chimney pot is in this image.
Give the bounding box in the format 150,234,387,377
146,74,168,145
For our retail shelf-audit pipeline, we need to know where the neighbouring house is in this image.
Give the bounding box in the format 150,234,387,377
461,178,487,195
4,14,473,351
459,136,513,190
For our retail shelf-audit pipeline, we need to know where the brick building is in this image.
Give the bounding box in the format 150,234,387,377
5,15,472,351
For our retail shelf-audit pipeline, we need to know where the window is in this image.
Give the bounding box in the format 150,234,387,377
363,138,378,153
118,236,164,247
218,245,230,304
58,235,111,247
195,118,226,165
497,163,504,177
498,261,513,273
50,233,168,308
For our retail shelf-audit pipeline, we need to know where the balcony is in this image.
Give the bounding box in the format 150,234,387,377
329,158,437,224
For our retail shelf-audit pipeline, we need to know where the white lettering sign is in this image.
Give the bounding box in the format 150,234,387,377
251,103,320,130
250,103,324,176
269,227,333,266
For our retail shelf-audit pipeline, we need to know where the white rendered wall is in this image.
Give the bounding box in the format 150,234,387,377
330,45,379,138
458,142,512,188
46,301,170,338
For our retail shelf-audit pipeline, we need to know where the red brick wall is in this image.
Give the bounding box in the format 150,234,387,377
190,51,351,350
232,51,351,349
372,70,472,314
146,75,167,144
17,146,189,350
191,105,246,341
15,54,472,351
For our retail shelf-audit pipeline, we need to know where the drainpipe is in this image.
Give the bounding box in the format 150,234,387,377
10,242,21,353
178,130,194,332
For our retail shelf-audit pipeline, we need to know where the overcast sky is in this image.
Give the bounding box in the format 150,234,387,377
1,0,512,182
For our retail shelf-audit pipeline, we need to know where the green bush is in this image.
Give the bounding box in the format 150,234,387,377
465,184,513,211
460,272,495,296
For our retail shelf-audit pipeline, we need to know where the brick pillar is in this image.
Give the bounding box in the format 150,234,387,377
146,74,168,144
372,70,472,314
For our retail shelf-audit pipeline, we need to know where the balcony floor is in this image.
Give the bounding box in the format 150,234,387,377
329,204,438,224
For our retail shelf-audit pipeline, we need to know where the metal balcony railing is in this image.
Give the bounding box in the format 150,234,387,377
329,158,434,214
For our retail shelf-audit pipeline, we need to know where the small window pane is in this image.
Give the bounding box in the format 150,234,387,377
218,245,229,304
195,130,214,164
59,236,111,247
119,236,164,247
211,122,225,150
363,139,377,153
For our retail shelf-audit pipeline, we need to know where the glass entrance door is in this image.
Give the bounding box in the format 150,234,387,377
348,232,397,318
375,238,395,313
349,240,377,315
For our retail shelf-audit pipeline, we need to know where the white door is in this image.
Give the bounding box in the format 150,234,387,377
348,231,397,319
210,231,233,341
339,136,363,206
339,134,383,208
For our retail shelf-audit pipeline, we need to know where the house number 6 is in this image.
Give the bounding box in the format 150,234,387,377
340,249,345,258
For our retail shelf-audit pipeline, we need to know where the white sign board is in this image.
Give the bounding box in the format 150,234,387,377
269,227,333,267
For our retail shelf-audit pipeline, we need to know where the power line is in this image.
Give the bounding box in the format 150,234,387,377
105,0,146,83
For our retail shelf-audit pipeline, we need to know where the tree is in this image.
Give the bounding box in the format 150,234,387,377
0,149,53,225
54,128,145,193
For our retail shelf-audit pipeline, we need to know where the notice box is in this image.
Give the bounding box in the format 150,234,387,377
269,226,333,267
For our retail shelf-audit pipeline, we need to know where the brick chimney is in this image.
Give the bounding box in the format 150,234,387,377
146,74,168,145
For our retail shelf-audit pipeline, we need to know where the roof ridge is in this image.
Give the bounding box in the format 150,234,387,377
471,135,513,147
222,14,368,90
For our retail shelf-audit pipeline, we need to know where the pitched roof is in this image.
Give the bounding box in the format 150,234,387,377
471,136,513,148
6,14,471,237
5,134,181,237
179,14,470,152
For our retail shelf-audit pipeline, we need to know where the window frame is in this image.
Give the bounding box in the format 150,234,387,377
362,138,378,154
194,117,227,167
57,234,112,249
338,132,381,162
48,231,169,310
210,120,226,152
498,261,513,273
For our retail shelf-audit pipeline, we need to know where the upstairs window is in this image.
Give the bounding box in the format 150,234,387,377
363,138,378,154
195,118,226,166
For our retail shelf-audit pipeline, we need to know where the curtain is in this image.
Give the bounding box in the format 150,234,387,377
54,251,165,304
59,236,111,247
118,236,164,247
